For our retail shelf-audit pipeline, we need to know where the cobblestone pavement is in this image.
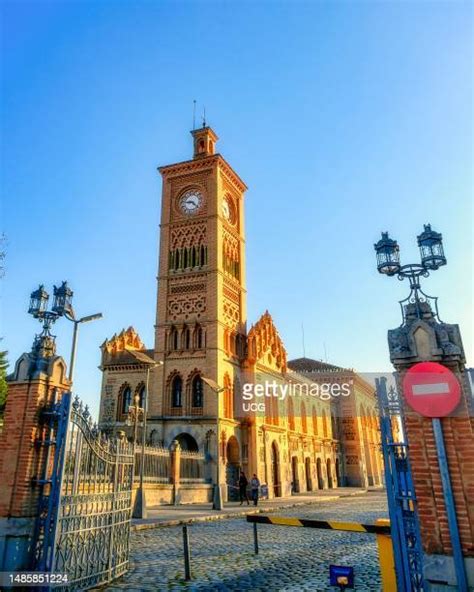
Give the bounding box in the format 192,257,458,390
102,491,388,592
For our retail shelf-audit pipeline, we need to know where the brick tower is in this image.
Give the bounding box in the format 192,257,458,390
147,125,247,485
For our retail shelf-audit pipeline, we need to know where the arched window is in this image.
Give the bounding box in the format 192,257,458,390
117,384,132,420
331,414,337,439
171,375,183,408
176,432,199,452
223,374,233,419
192,375,203,408
224,329,230,354
312,407,318,435
169,326,178,350
235,334,246,358
288,398,295,431
184,326,191,350
322,410,328,438
136,383,146,408
301,402,307,433
195,325,204,349
267,389,279,426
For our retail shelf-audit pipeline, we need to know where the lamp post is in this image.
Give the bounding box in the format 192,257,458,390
28,281,102,381
127,393,144,449
128,349,162,519
68,313,103,382
374,225,469,591
373,224,446,322
202,376,226,511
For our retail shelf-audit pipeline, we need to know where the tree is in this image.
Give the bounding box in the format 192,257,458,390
0,345,8,416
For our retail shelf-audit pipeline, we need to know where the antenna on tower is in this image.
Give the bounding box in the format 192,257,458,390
301,323,306,358
323,342,328,363
202,106,206,128
192,99,196,130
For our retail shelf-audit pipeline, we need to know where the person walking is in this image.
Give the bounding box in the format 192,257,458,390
238,470,249,505
250,473,260,506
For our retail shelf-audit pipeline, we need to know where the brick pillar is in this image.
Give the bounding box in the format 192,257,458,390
389,303,474,589
0,350,69,571
170,439,181,505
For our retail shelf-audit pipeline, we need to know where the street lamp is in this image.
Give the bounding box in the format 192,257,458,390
128,349,163,519
126,393,144,450
373,232,400,276
417,224,446,270
374,224,446,322
202,376,226,511
28,285,50,317
28,281,102,380
67,313,103,382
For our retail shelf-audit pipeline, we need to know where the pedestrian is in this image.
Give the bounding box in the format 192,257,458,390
250,473,260,506
238,470,249,505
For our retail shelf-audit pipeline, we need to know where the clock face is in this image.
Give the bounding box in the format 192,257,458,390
179,190,203,215
222,196,235,223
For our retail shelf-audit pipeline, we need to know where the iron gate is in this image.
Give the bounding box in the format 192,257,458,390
34,392,134,591
376,376,425,591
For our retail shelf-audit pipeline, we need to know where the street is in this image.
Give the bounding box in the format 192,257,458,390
103,491,388,591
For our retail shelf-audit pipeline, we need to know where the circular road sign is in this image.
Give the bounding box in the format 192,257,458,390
403,361,462,418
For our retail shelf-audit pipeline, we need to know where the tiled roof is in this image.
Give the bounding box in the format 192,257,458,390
287,357,350,373
102,349,155,367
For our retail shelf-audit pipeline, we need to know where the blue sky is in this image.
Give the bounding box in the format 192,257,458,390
1,1,472,417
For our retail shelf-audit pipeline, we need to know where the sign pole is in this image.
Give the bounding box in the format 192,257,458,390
431,418,468,592
403,361,469,590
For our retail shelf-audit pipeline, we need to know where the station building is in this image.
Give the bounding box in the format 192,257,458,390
98,127,383,499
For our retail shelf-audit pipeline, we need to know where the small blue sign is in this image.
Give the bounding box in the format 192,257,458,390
329,564,354,588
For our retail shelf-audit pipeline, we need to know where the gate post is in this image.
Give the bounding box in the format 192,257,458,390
0,345,70,571
170,439,181,505
388,305,474,590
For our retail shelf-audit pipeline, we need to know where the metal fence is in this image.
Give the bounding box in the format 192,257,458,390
135,444,171,483
180,450,207,482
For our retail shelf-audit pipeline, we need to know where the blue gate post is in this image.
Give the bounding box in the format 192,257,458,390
376,376,424,591
35,391,72,574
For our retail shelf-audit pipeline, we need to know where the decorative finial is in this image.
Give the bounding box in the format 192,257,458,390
202,106,206,128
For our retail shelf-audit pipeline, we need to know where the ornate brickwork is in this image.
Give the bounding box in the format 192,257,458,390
102,326,145,354
223,281,240,305
167,294,206,320
170,222,206,249
170,282,206,295
247,311,287,372
222,298,240,327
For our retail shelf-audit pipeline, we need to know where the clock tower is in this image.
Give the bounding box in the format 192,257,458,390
148,125,248,474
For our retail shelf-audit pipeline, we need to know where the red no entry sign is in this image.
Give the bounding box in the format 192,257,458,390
403,361,462,418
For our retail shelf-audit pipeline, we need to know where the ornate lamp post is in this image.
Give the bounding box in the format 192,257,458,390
127,393,144,448
128,350,162,519
202,376,226,511
374,225,469,591
28,282,102,380
374,225,446,322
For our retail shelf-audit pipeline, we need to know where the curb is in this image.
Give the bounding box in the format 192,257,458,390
131,489,370,531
